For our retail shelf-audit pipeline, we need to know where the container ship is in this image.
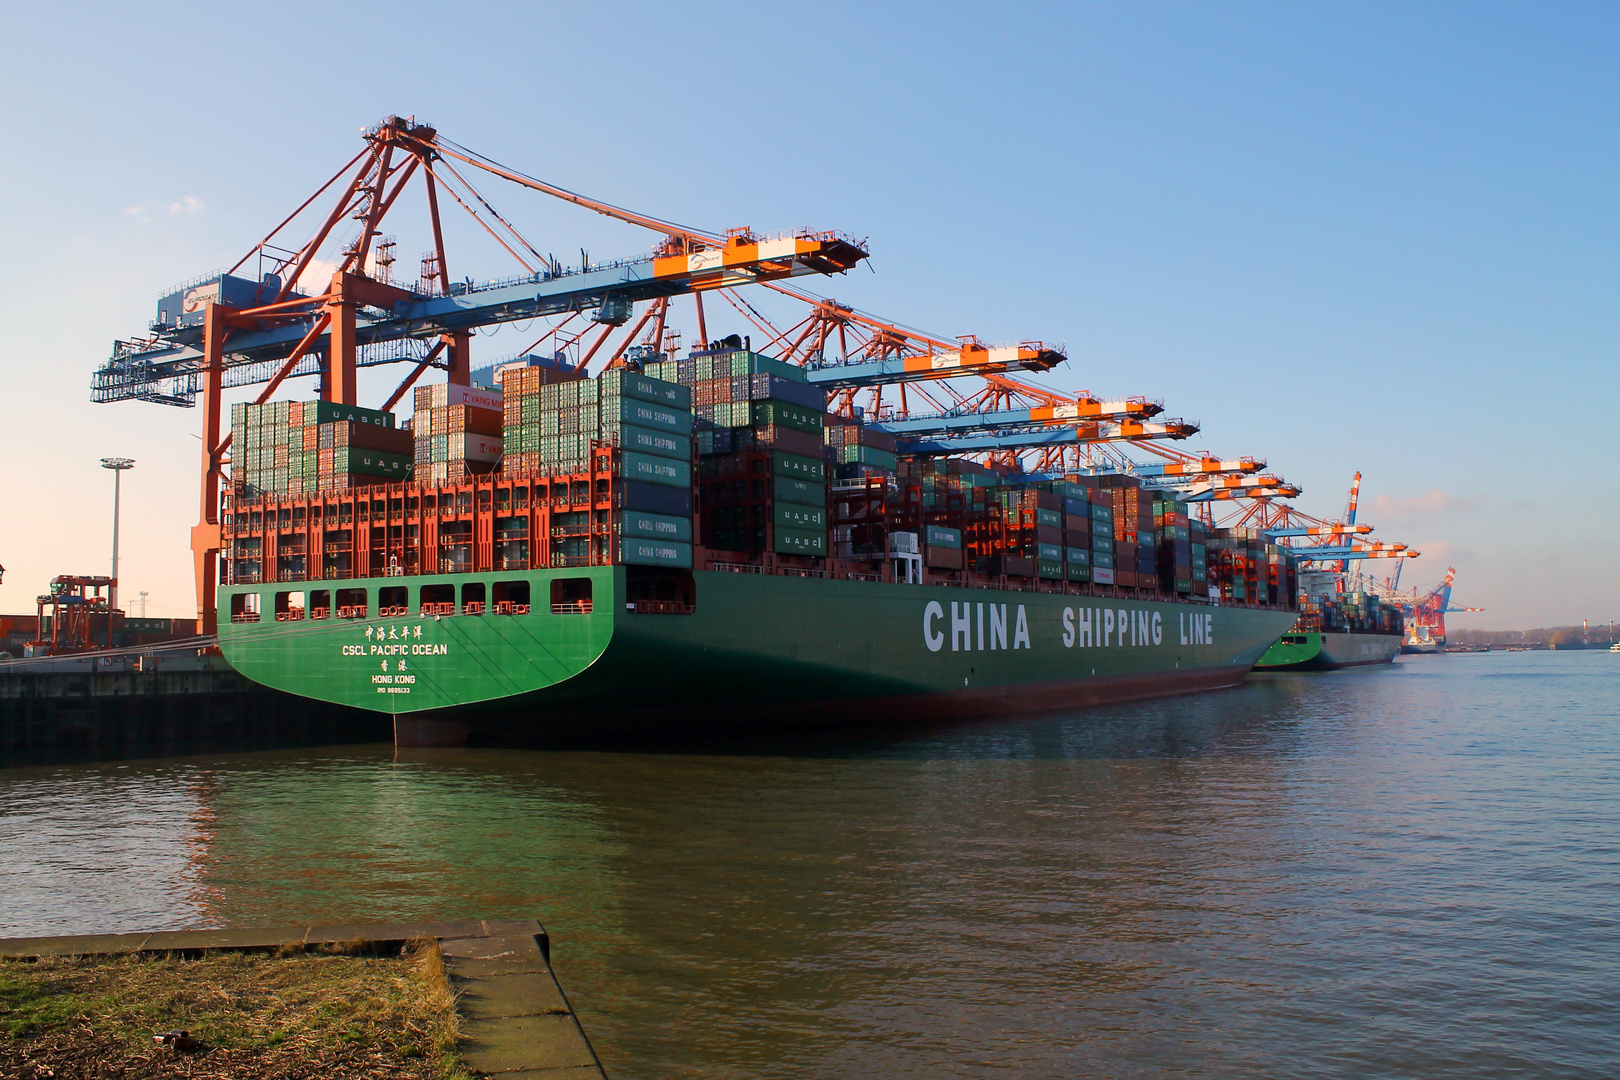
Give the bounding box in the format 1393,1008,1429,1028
1253,574,1403,671
90,118,1301,745
213,351,1298,744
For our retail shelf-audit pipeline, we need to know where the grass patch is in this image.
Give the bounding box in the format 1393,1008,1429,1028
0,939,470,1079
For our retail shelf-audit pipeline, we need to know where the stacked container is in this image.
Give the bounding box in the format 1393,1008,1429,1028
1190,518,1208,596
826,419,900,478
1100,476,1155,589
1154,496,1193,594
413,383,504,485
232,400,411,497
498,365,696,569
1059,483,1094,584
1204,527,1296,603
643,348,831,560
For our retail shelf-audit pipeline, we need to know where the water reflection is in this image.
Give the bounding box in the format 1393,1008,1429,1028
1,654,1615,1078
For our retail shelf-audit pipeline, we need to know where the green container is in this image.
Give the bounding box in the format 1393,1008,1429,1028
1038,559,1064,580
617,423,692,461
609,398,694,435
1036,508,1062,528
842,445,899,471
332,448,413,479
1090,503,1114,523
773,525,827,556
1037,543,1062,562
596,370,693,410
1067,563,1092,583
621,451,691,488
773,476,825,506
1065,546,1090,566
1092,548,1115,569
771,450,825,483
306,401,395,428
619,536,693,568
926,525,962,549
618,510,693,543
1091,534,1114,553
774,502,827,531
752,400,823,434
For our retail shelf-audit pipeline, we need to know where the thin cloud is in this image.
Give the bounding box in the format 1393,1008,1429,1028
124,196,205,222
1369,490,1480,519
1406,540,1478,566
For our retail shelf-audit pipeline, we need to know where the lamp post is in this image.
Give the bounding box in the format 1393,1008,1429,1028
101,458,135,619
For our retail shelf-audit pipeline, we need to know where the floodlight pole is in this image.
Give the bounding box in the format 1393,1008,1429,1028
101,457,135,621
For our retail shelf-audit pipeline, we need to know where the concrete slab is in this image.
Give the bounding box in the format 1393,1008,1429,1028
143,927,309,952
443,955,554,978
478,918,549,939
458,1013,600,1073
0,932,152,958
455,971,572,1019
303,919,487,944
440,932,546,961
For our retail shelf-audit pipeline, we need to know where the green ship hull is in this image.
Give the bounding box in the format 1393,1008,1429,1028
1254,630,1402,671
218,569,1296,742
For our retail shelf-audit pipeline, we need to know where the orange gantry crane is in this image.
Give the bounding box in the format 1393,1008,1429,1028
94,115,1288,629
94,116,868,632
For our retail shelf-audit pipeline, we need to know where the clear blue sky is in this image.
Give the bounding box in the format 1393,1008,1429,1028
1,2,1614,629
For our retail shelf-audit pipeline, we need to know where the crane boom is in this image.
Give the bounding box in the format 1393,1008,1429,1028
895,418,1198,457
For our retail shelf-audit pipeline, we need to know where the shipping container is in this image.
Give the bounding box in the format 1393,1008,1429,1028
774,526,828,556
618,510,693,543
615,424,692,461
620,451,691,488
620,537,694,568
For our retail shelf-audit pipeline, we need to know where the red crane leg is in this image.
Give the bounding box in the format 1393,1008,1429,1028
324,287,358,404
191,304,229,636
444,330,471,385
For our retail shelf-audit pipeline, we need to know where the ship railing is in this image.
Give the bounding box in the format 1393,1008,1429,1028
840,572,880,582
551,601,592,615
423,602,456,616
336,605,368,619
274,609,304,621
779,568,828,579
493,601,531,616
707,561,763,574
625,599,693,615
309,607,331,620
229,612,261,624
463,601,486,615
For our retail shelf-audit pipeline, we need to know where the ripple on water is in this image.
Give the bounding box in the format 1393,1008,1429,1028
0,651,1616,1078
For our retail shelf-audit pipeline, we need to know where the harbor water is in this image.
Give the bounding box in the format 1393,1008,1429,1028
0,651,1614,1078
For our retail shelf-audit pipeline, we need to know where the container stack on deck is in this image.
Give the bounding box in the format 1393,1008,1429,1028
499,363,697,570
218,342,1292,608
1152,496,1208,597
1205,528,1298,605
413,383,505,485
231,401,412,498
644,347,832,561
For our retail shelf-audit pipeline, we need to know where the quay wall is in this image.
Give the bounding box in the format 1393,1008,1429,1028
0,656,389,756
